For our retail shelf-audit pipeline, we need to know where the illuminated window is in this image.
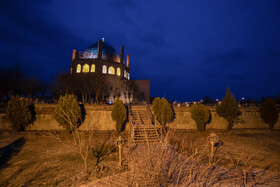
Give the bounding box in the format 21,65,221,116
82,64,89,73
128,73,130,80
108,66,115,75
124,70,126,78
117,68,121,76
76,64,81,73
102,65,107,74
91,64,95,72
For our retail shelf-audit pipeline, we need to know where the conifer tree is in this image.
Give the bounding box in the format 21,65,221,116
190,104,210,132
216,88,241,130
260,98,279,129
6,95,32,133
111,98,127,133
152,97,174,134
54,94,81,132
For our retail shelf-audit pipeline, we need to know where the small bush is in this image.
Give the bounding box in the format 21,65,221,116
190,104,210,132
54,94,81,131
5,95,32,133
111,98,127,133
260,98,279,129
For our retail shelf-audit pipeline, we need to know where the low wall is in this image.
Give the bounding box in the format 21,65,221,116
0,104,279,130
0,104,116,131
169,106,280,130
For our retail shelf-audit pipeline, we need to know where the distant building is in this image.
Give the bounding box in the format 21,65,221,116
70,39,150,104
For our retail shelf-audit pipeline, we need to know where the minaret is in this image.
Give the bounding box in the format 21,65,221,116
120,46,124,64
72,49,76,61
98,40,103,59
126,54,130,68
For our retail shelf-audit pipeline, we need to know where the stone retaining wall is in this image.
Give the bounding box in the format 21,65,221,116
0,104,279,130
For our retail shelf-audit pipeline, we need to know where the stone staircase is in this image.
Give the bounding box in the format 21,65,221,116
130,105,161,143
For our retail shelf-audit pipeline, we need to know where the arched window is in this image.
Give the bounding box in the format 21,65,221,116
128,73,130,80
124,70,126,78
108,66,115,75
82,64,89,73
91,64,95,72
117,68,121,76
102,65,107,74
76,64,81,73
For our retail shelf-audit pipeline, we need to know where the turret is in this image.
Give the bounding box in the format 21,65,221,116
126,54,130,68
98,40,103,59
120,46,124,64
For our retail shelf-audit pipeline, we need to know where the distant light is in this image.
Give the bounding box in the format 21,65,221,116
102,38,104,42
216,99,218,102
109,101,112,105
242,97,245,100
200,100,203,102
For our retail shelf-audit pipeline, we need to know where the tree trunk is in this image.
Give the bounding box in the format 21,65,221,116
227,119,234,131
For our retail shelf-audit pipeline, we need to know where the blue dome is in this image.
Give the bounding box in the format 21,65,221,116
83,41,120,62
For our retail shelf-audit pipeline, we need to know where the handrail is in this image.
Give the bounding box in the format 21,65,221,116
146,105,154,124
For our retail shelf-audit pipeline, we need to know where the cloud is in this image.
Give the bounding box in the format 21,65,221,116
0,0,87,80
109,0,137,25
135,32,168,47
202,48,247,67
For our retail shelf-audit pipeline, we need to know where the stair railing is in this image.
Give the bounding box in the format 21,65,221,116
146,105,154,124
128,104,135,142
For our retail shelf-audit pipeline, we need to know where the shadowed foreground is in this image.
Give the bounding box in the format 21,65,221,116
0,130,279,186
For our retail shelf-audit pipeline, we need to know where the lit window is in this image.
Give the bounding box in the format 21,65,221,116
77,64,81,73
108,66,115,75
91,64,95,72
102,65,107,74
117,68,121,76
82,64,89,73
128,73,130,80
124,70,126,78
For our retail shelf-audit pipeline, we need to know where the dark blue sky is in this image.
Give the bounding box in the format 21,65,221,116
1,0,280,102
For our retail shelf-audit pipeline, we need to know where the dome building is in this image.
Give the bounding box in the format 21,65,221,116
70,39,150,104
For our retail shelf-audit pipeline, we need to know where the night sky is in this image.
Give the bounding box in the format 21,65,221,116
1,0,280,102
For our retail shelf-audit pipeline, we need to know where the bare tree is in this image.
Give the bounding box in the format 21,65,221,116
120,80,139,103
90,74,108,104
50,104,94,175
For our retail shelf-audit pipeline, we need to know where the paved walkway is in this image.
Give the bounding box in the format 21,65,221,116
80,172,129,187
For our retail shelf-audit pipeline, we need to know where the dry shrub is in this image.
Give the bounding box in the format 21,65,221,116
125,132,221,186
125,130,280,186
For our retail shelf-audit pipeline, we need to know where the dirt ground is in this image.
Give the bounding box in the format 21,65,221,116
0,129,279,186
168,129,280,172
0,130,125,186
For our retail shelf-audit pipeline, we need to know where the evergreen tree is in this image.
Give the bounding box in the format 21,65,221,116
54,94,81,132
152,97,174,134
260,98,279,129
111,98,127,133
190,104,210,132
6,95,32,133
216,88,241,130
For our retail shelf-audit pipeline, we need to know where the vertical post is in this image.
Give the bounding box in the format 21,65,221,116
119,144,122,166
243,169,247,185
211,142,214,163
